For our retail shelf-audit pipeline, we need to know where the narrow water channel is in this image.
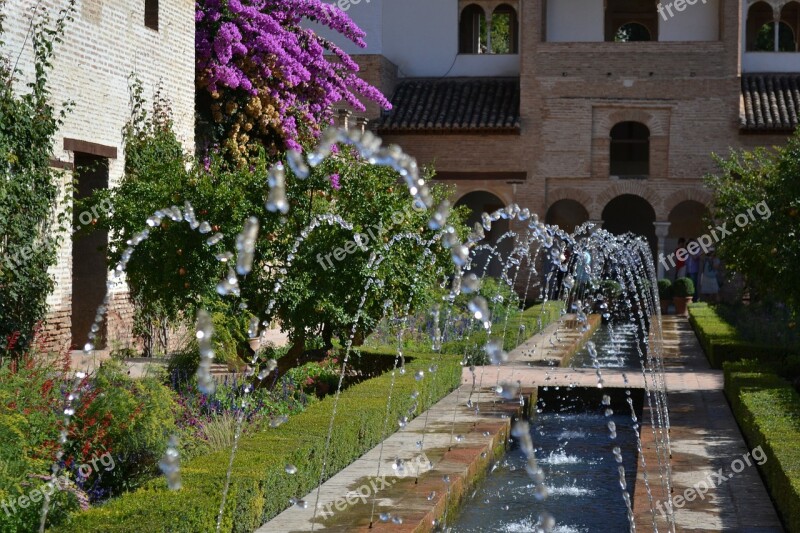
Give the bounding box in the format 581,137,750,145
451,408,639,532
450,314,652,532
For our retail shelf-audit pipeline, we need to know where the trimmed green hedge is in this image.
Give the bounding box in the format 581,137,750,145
724,360,800,532
688,303,789,368
56,350,462,532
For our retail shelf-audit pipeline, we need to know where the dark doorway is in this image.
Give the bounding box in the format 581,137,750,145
545,199,590,234
455,191,510,278
602,194,657,258
71,153,109,349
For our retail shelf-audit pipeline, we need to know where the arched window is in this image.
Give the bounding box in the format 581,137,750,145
605,0,657,42
614,22,651,42
459,4,487,54
491,4,519,54
748,2,776,51
610,122,649,178
781,2,800,51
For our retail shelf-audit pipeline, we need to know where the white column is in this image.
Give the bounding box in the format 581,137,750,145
774,8,780,51
653,221,671,279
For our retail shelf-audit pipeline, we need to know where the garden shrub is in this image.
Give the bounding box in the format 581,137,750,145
86,361,179,495
689,303,790,369
657,279,672,300
56,350,462,532
673,277,694,298
724,360,800,532
441,301,563,363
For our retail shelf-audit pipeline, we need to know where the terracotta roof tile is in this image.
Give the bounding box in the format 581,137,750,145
377,78,520,134
741,74,800,131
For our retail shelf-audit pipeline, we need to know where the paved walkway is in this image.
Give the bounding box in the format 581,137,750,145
260,316,784,532
478,317,783,532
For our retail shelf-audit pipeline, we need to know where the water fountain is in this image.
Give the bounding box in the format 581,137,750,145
41,127,675,532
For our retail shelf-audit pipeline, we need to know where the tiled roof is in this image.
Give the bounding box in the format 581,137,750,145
741,74,800,131
377,78,521,134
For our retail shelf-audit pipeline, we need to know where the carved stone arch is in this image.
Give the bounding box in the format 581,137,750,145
454,186,514,208
602,109,665,137
747,0,781,23
595,182,661,220
663,188,713,218
545,187,595,216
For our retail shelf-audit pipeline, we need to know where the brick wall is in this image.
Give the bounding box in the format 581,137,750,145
1,0,195,352
364,0,787,229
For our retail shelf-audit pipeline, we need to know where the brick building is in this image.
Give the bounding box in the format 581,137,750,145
321,0,800,279
2,0,195,352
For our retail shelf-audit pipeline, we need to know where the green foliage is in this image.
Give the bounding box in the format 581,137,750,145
0,353,177,530
91,86,465,354
599,279,623,300
441,301,563,364
715,301,800,350
707,132,800,312
55,350,462,532
86,361,178,495
284,356,340,396
0,1,75,354
673,277,694,298
724,359,800,532
657,279,673,300
0,411,77,532
688,303,792,369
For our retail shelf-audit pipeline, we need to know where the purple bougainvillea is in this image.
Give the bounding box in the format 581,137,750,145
196,0,390,155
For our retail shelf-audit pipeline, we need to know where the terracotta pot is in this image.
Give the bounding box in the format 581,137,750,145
660,300,671,315
673,296,693,317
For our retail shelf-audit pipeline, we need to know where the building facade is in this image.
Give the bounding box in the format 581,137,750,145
322,0,799,278
2,0,195,352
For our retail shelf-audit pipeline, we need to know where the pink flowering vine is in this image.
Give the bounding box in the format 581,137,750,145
196,0,391,155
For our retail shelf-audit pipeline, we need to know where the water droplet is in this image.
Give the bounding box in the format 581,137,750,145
285,464,297,475
414,370,424,381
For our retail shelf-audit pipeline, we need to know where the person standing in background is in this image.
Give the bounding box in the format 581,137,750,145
700,249,721,303
674,237,687,280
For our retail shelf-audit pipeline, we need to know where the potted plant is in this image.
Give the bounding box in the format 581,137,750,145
657,279,673,315
672,277,695,317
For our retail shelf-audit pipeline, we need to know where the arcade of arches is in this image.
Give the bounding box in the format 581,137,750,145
453,189,710,280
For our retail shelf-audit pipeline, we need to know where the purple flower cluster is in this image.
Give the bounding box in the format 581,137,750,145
328,173,341,190
196,0,391,151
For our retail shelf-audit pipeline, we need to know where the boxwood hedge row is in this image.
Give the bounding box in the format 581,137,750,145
724,360,800,532
688,303,788,368
55,350,461,532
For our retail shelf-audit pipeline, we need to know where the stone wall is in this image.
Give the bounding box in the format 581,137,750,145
370,0,789,244
1,0,195,352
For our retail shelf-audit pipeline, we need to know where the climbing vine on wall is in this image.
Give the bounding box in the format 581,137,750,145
0,0,75,355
